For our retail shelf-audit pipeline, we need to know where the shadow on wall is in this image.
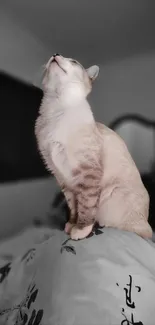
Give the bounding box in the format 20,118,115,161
0,71,50,182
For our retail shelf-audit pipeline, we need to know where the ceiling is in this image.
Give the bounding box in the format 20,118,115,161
3,0,155,65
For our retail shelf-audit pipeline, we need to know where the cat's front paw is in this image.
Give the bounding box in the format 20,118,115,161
64,222,74,234
70,225,93,240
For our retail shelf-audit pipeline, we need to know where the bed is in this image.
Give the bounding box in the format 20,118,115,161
0,222,155,325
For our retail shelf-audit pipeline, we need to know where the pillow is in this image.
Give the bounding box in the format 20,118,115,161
0,226,155,324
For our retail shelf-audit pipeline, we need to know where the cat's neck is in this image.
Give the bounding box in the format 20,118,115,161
39,89,94,125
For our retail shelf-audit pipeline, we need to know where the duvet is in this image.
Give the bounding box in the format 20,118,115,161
0,225,155,325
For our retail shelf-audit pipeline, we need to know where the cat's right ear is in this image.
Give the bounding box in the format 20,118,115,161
86,65,99,82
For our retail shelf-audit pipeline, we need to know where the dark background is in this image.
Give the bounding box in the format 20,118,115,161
0,72,48,182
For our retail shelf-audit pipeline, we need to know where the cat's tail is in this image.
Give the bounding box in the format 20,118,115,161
128,218,153,239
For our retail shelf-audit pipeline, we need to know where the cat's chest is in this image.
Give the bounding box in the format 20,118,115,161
37,117,79,184
36,115,69,150
36,112,83,154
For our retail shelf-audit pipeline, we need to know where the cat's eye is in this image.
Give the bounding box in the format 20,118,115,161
71,60,77,64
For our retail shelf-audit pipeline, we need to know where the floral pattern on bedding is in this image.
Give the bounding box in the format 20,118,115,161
0,247,44,325
0,226,153,325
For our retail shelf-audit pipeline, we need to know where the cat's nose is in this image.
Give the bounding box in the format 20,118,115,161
53,53,60,57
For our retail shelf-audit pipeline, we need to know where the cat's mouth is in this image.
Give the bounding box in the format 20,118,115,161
51,57,66,73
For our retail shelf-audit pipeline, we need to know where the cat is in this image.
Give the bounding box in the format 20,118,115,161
35,53,152,240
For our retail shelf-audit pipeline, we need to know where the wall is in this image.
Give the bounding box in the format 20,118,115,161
90,52,155,173
0,7,50,85
92,52,155,124
1,5,154,126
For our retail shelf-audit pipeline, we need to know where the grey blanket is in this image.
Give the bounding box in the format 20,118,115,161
0,226,155,324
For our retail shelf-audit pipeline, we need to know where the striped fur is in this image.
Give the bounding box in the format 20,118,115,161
35,55,152,240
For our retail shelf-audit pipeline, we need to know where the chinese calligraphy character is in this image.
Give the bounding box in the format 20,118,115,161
124,275,135,308
121,309,143,325
116,275,143,325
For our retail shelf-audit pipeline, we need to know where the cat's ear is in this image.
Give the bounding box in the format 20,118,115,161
86,65,99,82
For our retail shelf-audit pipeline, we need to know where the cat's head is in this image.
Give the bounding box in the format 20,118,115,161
42,54,99,97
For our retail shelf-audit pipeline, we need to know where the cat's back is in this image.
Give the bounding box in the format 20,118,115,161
96,121,142,183
96,121,135,162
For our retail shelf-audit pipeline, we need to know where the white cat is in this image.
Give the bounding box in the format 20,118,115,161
35,54,152,240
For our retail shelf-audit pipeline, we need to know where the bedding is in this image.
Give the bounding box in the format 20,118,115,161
0,225,155,324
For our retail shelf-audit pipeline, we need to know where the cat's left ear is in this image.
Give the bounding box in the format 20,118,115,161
86,65,99,82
